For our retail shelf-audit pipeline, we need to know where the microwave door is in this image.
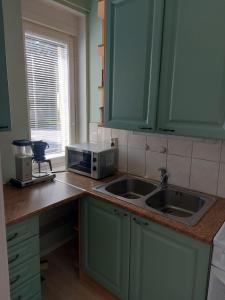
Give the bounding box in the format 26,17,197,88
67,149,92,176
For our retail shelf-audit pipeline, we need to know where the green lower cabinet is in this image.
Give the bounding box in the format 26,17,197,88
81,198,211,300
129,215,211,300
8,235,39,271
81,197,130,300
10,275,41,300
7,217,41,299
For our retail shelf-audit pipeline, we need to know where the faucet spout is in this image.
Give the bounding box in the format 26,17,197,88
158,168,169,188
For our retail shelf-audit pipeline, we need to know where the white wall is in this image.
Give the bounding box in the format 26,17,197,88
0,0,29,183
0,159,10,300
0,0,88,183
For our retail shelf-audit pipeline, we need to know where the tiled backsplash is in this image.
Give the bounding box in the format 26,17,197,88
89,123,225,198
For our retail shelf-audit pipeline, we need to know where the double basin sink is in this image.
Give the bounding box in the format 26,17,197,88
94,176,216,226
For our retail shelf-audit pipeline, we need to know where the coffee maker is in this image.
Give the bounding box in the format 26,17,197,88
10,139,56,187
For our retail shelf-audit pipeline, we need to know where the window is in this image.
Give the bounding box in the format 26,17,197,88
24,24,75,156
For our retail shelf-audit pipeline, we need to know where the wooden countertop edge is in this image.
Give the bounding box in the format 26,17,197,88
5,192,87,226
4,173,225,245
55,179,218,245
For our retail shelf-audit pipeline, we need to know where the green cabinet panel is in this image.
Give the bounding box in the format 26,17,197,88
104,0,164,131
129,215,211,300
32,293,42,300
7,217,39,248
81,197,130,300
10,275,41,300
0,0,11,131
157,0,225,138
8,236,39,271
9,255,40,290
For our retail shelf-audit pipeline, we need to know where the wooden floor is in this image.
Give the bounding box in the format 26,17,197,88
42,242,107,300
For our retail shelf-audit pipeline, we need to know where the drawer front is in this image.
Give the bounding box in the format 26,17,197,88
10,256,40,290
7,217,39,248
8,235,39,271
10,275,41,300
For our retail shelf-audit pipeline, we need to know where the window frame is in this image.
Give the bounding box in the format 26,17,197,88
23,20,77,164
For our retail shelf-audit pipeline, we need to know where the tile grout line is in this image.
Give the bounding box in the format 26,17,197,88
188,140,194,190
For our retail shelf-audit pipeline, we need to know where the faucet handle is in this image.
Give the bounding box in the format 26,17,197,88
158,167,167,175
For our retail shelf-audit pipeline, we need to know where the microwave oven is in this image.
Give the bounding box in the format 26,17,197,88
66,143,118,179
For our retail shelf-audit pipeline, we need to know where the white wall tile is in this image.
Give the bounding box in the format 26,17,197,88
217,163,225,197
128,148,145,177
118,146,127,172
146,151,167,181
220,141,225,163
93,124,225,197
190,159,219,195
192,139,221,162
168,137,193,157
112,129,128,147
97,127,112,145
167,155,191,188
128,133,146,150
89,122,98,143
147,136,167,153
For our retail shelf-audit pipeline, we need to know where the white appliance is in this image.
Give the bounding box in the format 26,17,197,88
66,143,118,179
0,159,10,300
208,222,225,299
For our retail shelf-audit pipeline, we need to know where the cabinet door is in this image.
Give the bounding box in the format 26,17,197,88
0,0,11,132
104,0,164,131
130,215,211,300
157,0,225,138
81,197,130,300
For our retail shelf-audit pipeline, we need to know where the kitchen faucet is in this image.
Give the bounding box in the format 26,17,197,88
159,168,169,188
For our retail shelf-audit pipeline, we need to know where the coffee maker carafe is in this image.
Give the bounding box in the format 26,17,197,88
12,140,33,182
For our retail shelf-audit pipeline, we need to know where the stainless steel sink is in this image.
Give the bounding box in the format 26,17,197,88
94,176,157,201
94,176,216,226
144,188,215,225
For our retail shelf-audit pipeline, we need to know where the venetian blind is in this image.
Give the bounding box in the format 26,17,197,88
25,32,69,155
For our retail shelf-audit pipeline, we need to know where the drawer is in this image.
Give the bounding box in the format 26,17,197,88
7,217,39,248
10,275,41,300
8,236,39,271
10,256,40,290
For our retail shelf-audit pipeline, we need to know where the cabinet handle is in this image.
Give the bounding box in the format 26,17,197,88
133,217,148,226
7,232,18,242
10,274,21,285
114,209,128,217
139,127,152,130
158,128,175,132
113,209,121,216
16,296,22,300
0,125,9,129
9,254,20,264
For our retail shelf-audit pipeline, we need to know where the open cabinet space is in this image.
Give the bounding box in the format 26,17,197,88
41,241,105,300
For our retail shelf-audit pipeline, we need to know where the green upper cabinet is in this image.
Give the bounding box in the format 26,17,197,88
129,215,211,300
81,197,130,300
104,0,164,131
0,0,11,132
157,0,225,138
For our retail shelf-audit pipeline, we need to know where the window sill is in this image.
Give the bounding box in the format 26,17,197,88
46,153,65,160
45,153,66,171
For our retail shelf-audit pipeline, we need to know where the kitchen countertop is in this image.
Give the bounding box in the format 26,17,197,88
4,171,225,244
4,179,85,225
